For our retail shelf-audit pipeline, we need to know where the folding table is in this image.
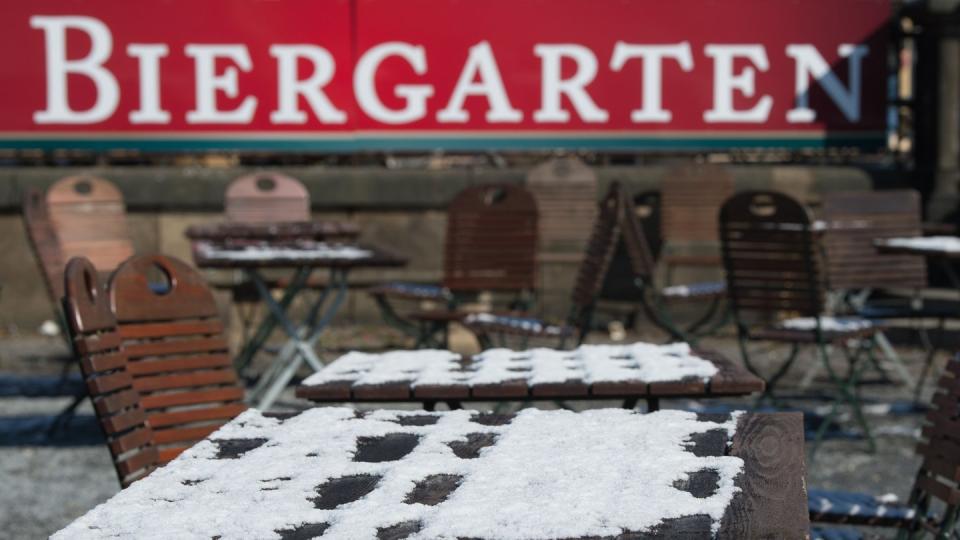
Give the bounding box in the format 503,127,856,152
54,407,808,539
192,237,406,410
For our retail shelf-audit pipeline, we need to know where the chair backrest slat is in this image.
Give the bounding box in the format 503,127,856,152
47,176,135,275
720,191,823,317
911,356,960,534
108,255,246,465
598,190,662,301
63,257,157,487
443,184,539,292
22,188,65,300
822,190,927,291
225,172,310,223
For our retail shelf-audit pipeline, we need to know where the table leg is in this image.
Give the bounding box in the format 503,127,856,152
234,266,312,374
249,269,326,370
646,397,660,412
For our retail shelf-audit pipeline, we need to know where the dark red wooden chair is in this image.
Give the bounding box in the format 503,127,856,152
810,354,960,538
660,164,735,280
822,189,953,395
225,172,311,223
371,183,539,347
47,175,135,276
719,190,879,450
62,257,157,487
108,254,247,465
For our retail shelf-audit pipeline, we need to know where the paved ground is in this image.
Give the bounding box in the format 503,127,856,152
0,328,944,539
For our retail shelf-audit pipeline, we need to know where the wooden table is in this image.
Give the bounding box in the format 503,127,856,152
192,239,406,410
54,407,808,539
875,236,960,287
296,344,764,411
186,220,361,242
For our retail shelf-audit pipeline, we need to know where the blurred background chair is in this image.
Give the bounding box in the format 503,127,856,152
719,190,879,451
371,183,539,348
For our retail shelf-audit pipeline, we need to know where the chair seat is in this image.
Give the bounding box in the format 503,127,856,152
810,526,865,540
858,297,960,320
408,310,469,323
462,312,572,338
368,281,452,301
751,317,876,343
661,280,726,299
808,488,915,527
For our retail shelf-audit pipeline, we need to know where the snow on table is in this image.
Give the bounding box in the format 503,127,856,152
302,342,719,389
778,316,873,333
54,407,746,540
195,240,373,261
877,235,960,254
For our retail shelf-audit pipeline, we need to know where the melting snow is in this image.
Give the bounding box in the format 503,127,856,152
54,407,745,540
195,240,372,261
878,236,960,253
302,342,719,388
779,316,872,332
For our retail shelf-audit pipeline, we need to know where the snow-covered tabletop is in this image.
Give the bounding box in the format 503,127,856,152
54,408,808,539
875,236,960,256
296,343,764,405
192,240,407,269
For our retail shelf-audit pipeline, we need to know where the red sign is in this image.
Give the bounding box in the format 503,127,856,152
0,0,890,151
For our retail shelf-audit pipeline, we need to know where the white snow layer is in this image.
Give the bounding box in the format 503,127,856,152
54,407,745,540
878,235,960,253
196,240,372,261
779,316,872,332
302,342,719,388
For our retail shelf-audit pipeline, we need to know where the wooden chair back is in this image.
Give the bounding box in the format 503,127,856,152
62,257,157,487
22,187,65,300
720,191,824,317
910,354,960,535
443,183,539,292
108,254,246,465
225,172,310,223
598,188,660,301
822,190,927,291
570,184,629,313
46,176,135,274
662,164,735,244
526,157,597,259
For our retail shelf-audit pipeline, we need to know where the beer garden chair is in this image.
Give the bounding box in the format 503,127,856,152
809,354,960,539
463,182,727,349
21,176,136,432
370,183,539,348
719,190,880,452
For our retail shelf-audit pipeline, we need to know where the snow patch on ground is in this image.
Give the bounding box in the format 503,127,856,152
54,408,745,540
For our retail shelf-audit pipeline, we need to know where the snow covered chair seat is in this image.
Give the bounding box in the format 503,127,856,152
463,312,572,339
749,316,876,344
660,280,727,299
808,489,916,527
368,281,453,302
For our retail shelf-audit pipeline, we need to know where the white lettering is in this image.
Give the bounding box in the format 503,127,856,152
703,44,771,123
354,42,433,124
534,44,608,123
270,45,346,124
31,16,119,124
610,42,693,123
185,44,257,124
437,41,522,123
786,44,868,123
127,44,170,124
